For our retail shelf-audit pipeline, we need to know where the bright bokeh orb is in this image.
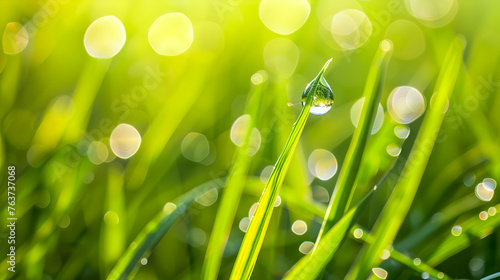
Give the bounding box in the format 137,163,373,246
451,225,462,236
148,13,193,56
87,141,109,165
387,86,426,124
406,0,458,28
181,132,210,162
331,9,372,50
291,220,307,235
195,188,218,206
3,22,29,55
308,149,338,181
475,182,494,201
110,123,141,159
84,16,126,59
259,0,310,35
263,38,299,80
230,114,261,156
372,268,388,279
350,97,385,134
299,241,314,254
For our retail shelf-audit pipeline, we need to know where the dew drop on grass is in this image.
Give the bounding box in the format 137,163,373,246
475,183,494,201
421,272,430,279
353,228,363,239
479,211,488,220
380,249,391,260
239,217,250,232
488,207,497,216
394,125,410,139
302,76,334,115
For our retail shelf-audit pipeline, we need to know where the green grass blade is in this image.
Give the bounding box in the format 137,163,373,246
229,59,332,280
481,272,500,280
202,82,264,280
427,204,500,266
350,225,451,280
346,38,464,280
283,187,376,280
107,178,225,280
315,41,393,246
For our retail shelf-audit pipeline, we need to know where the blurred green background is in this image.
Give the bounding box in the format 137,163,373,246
1,0,500,279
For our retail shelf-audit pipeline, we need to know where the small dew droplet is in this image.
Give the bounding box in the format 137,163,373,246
302,76,334,115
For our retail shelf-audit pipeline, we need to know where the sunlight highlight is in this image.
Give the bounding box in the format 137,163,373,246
84,16,126,59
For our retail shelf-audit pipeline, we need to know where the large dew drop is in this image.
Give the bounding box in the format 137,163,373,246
302,76,334,115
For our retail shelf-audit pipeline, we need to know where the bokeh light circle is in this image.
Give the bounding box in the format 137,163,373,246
84,16,126,59
308,149,338,181
110,124,141,159
230,114,261,156
259,0,310,35
330,9,372,50
3,22,29,55
148,13,193,56
350,97,385,134
387,86,426,124
181,132,210,162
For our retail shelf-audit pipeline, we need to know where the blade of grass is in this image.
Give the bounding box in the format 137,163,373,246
350,225,451,280
107,178,225,280
482,272,500,280
202,82,264,280
284,155,400,280
229,59,332,280
315,40,393,247
346,38,464,280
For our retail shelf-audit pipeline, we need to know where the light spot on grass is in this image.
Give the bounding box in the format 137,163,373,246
350,97,384,134
260,165,275,184
386,144,401,157
387,86,426,124
308,149,338,181
239,217,250,232
181,132,210,162
84,16,126,59
291,220,307,235
475,182,494,201
259,0,310,35
249,203,258,219
330,9,372,50
372,267,388,279
479,211,488,221
3,22,29,55
88,141,108,165
299,241,314,254
413,258,421,265
188,228,206,247
311,186,330,203
140,258,148,265
163,202,177,215
110,124,141,159
148,13,193,56
451,225,462,236
195,188,218,207
353,228,363,239
381,249,391,260
394,125,410,139
104,211,119,225
421,272,430,279
230,115,261,156
405,0,458,28
488,207,497,216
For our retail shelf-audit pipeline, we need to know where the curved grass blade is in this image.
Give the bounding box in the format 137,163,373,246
107,178,225,280
202,82,264,280
229,59,332,280
346,38,464,280
284,155,400,280
350,225,451,280
482,272,500,280
315,40,393,247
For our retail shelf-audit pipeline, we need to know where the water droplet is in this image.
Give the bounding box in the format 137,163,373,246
260,165,275,184
140,258,148,265
350,97,385,134
451,225,462,236
353,228,363,239
394,125,410,139
311,186,330,203
386,144,401,157
488,207,497,216
302,76,334,115
195,188,218,207
299,241,314,254
84,16,126,59
372,267,388,279
421,272,430,279
413,258,422,265
483,178,497,191
291,220,308,235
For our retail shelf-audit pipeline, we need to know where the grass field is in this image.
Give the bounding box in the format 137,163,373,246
1,0,500,279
